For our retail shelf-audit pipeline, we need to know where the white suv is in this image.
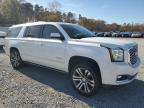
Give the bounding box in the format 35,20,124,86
4,22,141,96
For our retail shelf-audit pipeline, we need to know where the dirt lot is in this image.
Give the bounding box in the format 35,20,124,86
0,38,144,108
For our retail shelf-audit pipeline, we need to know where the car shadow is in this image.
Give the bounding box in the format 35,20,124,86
18,64,144,108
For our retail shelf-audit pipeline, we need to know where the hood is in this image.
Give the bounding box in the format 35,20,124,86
73,37,136,49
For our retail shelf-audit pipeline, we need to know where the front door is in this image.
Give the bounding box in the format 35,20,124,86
37,25,66,71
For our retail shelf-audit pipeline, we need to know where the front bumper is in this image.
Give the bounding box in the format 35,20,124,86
100,57,141,85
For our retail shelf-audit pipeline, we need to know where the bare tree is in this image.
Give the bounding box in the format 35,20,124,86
47,0,61,12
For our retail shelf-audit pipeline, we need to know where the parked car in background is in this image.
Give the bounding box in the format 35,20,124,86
104,32,112,37
131,32,142,38
96,32,104,37
93,32,97,36
141,32,144,38
0,31,7,46
4,22,141,96
121,32,132,38
112,32,121,37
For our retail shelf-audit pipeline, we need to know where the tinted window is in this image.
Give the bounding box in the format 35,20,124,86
60,24,94,39
7,27,22,37
42,25,61,39
24,25,42,38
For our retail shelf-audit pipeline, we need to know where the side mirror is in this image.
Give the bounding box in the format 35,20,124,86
0,31,7,37
50,33,65,41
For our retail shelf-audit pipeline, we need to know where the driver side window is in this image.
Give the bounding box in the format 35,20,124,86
42,25,62,39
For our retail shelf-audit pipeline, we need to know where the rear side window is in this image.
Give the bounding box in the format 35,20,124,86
7,27,22,37
24,25,42,38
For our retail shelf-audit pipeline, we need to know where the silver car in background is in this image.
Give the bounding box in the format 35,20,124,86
131,32,142,38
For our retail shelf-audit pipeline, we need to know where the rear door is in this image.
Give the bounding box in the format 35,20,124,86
20,25,43,63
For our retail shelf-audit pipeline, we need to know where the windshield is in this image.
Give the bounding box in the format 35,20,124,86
60,24,95,39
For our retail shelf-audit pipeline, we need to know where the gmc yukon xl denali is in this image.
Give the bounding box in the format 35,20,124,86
4,22,141,96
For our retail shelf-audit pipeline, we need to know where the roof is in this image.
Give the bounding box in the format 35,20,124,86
10,21,77,28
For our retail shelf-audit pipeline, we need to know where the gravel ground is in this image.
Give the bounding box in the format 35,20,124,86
0,38,144,108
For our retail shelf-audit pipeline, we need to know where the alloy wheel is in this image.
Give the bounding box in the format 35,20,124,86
72,68,95,94
10,51,21,68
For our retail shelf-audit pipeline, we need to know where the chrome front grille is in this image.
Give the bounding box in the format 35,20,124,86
128,45,138,65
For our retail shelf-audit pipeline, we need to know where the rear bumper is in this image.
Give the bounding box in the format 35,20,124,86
100,57,141,85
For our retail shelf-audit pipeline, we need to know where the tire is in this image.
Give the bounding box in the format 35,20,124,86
10,49,23,69
70,62,101,97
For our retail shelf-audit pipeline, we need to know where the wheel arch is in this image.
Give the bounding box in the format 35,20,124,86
10,47,22,58
10,47,19,52
68,56,102,82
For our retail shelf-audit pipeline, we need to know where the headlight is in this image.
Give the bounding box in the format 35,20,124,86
108,48,124,62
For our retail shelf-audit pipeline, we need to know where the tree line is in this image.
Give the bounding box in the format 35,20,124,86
0,0,144,32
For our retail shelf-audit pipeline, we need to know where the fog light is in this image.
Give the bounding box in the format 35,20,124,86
117,75,122,79
117,74,137,82
117,75,128,81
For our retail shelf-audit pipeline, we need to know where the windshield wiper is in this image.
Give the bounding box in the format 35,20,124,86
73,34,86,39
73,34,96,39
73,36,85,39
